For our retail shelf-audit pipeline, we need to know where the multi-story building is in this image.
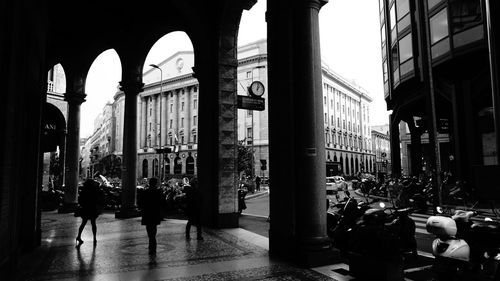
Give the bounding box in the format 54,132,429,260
378,0,499,197
102,39,375,181
321,63,375,176
371,125,391,176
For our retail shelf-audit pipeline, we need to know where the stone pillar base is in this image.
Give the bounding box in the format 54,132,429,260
207,212,239,228
296,238,340,267
58,203,78,214
115,208,141,219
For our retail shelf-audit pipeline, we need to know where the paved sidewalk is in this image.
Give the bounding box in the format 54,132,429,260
16,210,336,281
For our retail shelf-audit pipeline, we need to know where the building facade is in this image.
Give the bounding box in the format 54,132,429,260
379,0,500,198
371,125,391,176
88,40,375,181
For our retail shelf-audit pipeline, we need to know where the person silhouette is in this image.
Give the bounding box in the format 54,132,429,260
76,179,105,248
183,177,203,240
141,177,164,253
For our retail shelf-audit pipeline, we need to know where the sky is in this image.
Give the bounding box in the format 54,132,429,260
81,0,388,138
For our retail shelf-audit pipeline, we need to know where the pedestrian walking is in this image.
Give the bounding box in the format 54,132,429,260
183,177,203,240
141,177,164,253
255,176,261,192
75,179,105,248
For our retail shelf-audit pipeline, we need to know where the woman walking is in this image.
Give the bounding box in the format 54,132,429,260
76,179,105,248
141,177,164,253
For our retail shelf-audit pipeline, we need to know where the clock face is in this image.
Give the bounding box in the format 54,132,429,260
250,81,265,97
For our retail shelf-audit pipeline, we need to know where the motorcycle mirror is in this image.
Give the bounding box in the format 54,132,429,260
485,217,493,222
436,206,443,214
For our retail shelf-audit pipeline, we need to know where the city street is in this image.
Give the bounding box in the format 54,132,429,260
240,186,436,280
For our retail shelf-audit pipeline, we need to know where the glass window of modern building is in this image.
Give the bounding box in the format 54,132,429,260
430,8,450,59
430,8,449,44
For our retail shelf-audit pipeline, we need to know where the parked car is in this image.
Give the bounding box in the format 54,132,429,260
326,176,347,194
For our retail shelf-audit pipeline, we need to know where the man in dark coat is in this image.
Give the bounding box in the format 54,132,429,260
183,177,203,240
141,178,164,253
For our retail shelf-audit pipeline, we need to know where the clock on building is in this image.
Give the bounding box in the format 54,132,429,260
249,81,265,97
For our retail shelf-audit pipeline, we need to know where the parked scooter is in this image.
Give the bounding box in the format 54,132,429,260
347,202,417,280
328,195,373,255
426,206,500,280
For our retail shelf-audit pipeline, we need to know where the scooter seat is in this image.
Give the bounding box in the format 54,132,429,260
470,222,500,246
471,221,500,233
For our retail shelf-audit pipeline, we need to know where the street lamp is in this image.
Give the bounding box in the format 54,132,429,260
150,64,163,180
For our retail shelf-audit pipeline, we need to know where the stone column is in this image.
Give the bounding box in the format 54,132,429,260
57,133,66,189
268,0,333,266
141,97,147,148
161,93,167,146
293,0,331,265
115,80,143,218
151,94,157,147
60,92,86,212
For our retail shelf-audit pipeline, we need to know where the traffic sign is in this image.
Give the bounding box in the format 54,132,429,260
237,95,265,111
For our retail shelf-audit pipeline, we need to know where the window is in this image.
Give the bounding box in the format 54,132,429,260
337,118,340,127
149,123,151,131
343,120,346,129
181,102,184,111
390,4,396,30
181,136,184,144
428,0,443,11
194,116,197,126
247,110,253,117
399,33,413,62
193,134,197,143
430,8,449,44
247,127,253,139
150,96,152,102
397,0,410,20
331,116,334,125
193,99,197,109
324,113,327,123
170,104,173,112
169,119,173,129
324,96,327,105
449,0,482,34
247,71,252,78
150,108,152,116
181,118,184,127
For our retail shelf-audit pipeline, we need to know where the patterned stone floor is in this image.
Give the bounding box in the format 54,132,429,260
16,211,337,281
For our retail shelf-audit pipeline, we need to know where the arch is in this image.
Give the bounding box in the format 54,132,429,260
142,159,149,179
174,156,182,174
355,157,359,174
333,154,338,162
143,31,195,82
47,63,67,94
350,157,354,176
153,158,159,177
84,49,122,138
186,154,195,175
41,103,66,152
345,155,349,175
340,155,344,174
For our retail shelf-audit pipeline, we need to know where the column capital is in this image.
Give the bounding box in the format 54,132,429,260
119,80,144,95
64,92,86,104
301,0,328,10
